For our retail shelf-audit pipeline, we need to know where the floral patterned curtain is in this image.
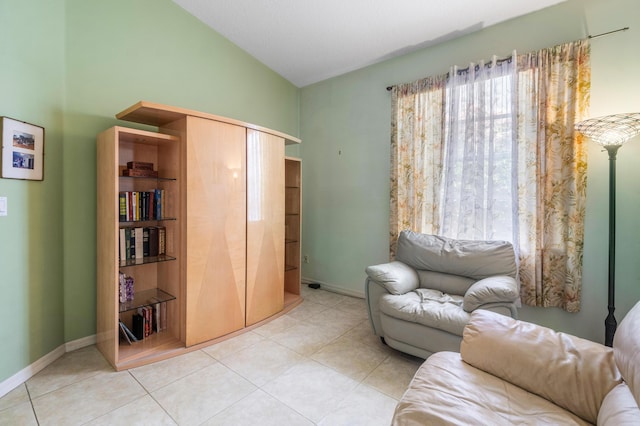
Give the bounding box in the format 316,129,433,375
390,40,590,312
516,40,591,312
389,75,447,257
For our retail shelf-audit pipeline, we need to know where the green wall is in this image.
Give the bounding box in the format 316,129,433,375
63,0,300,342
0,0,299,384
300,0,640,343
0,0,66,385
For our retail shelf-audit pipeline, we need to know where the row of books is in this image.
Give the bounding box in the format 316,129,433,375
119,300,168,344
119,189,167,222
119,226,166,261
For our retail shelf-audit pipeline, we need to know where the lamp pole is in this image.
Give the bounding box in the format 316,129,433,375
574,113,640,346
605,145,620,347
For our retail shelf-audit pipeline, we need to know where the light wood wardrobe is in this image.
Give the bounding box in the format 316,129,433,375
96,101,301,370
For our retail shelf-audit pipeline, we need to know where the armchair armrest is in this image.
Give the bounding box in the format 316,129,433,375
365,261,419,295
463,275,518,312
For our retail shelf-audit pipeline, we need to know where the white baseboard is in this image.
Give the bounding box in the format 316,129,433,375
301,276,365,299
0,334,97,399
65,334,97,352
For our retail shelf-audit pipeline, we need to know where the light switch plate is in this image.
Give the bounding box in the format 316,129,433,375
0,197,7,216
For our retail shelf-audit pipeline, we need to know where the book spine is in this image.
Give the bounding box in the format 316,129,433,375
129,227,135,259
149,190,155,220
125,227,131,260
119,228,126,263
154,302,160,333
136,192,141,221
161,301,167,331
120,320,138,342
158,226,166,255
132,313,144,340
119,193,126,222
141,192,144,221
148,226,159,257
118,320,132,344
126,192,132,221
131,191,137,221
135,227,144,259
144,306,152,337
143,227,150,257
155,189,161,219
160,189,165,219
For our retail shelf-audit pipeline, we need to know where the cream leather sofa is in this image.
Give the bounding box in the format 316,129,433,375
392,305,640,425
365,231,519,358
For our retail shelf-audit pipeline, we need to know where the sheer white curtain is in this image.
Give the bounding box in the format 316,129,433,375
440,55,517,243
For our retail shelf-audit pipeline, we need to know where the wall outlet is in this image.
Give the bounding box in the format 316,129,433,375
303,255,309,263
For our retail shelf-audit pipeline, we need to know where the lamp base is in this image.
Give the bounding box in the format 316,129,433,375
605,307,617,347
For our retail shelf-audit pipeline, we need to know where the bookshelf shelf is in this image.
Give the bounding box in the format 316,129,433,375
119,287,176,313
119,176,177,181
119,217,177,224
119,254,176,268
117,332,184,368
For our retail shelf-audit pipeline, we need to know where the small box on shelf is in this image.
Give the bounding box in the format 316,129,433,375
122,169,159,178
123,161,157,178
118,272,134,303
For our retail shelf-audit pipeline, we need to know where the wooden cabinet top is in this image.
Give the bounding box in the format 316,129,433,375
116,101,301,145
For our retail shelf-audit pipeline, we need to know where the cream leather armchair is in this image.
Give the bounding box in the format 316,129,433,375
365,230,519,359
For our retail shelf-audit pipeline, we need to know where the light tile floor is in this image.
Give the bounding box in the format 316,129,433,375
0,285,424,425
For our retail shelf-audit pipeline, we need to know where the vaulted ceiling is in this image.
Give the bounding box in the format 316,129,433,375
173,0,566,87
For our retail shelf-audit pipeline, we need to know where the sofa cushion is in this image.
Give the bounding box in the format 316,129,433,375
395,231,516,280
460,309,622,424
392,351,590,426
365,261,419,295
379,291,468,336
613,300,640,407
416,270,476,296
597,383,640,425
462,275,519,312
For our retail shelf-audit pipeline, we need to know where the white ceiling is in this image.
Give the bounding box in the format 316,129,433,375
172,0,566,87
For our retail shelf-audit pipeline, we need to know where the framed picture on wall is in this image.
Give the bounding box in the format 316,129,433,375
1,117,45,181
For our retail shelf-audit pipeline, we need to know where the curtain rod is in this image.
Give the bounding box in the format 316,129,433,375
386,26,630,91
588,26,629,39
385,55,512,91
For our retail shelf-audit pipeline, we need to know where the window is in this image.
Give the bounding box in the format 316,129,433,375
390,40,590,312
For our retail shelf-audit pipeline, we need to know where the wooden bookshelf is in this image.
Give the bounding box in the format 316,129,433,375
97,103,303,370
284,157,302,307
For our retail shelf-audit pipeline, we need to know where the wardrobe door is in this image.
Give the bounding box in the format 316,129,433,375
245,129,285,325
184,117,247,346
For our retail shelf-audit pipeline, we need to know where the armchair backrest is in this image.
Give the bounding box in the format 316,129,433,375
613,301,640,408
396,231,517,294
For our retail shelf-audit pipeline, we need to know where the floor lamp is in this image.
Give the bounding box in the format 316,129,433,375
575,113,640,347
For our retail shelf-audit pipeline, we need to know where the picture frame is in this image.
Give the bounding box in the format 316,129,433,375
1,116,45,181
